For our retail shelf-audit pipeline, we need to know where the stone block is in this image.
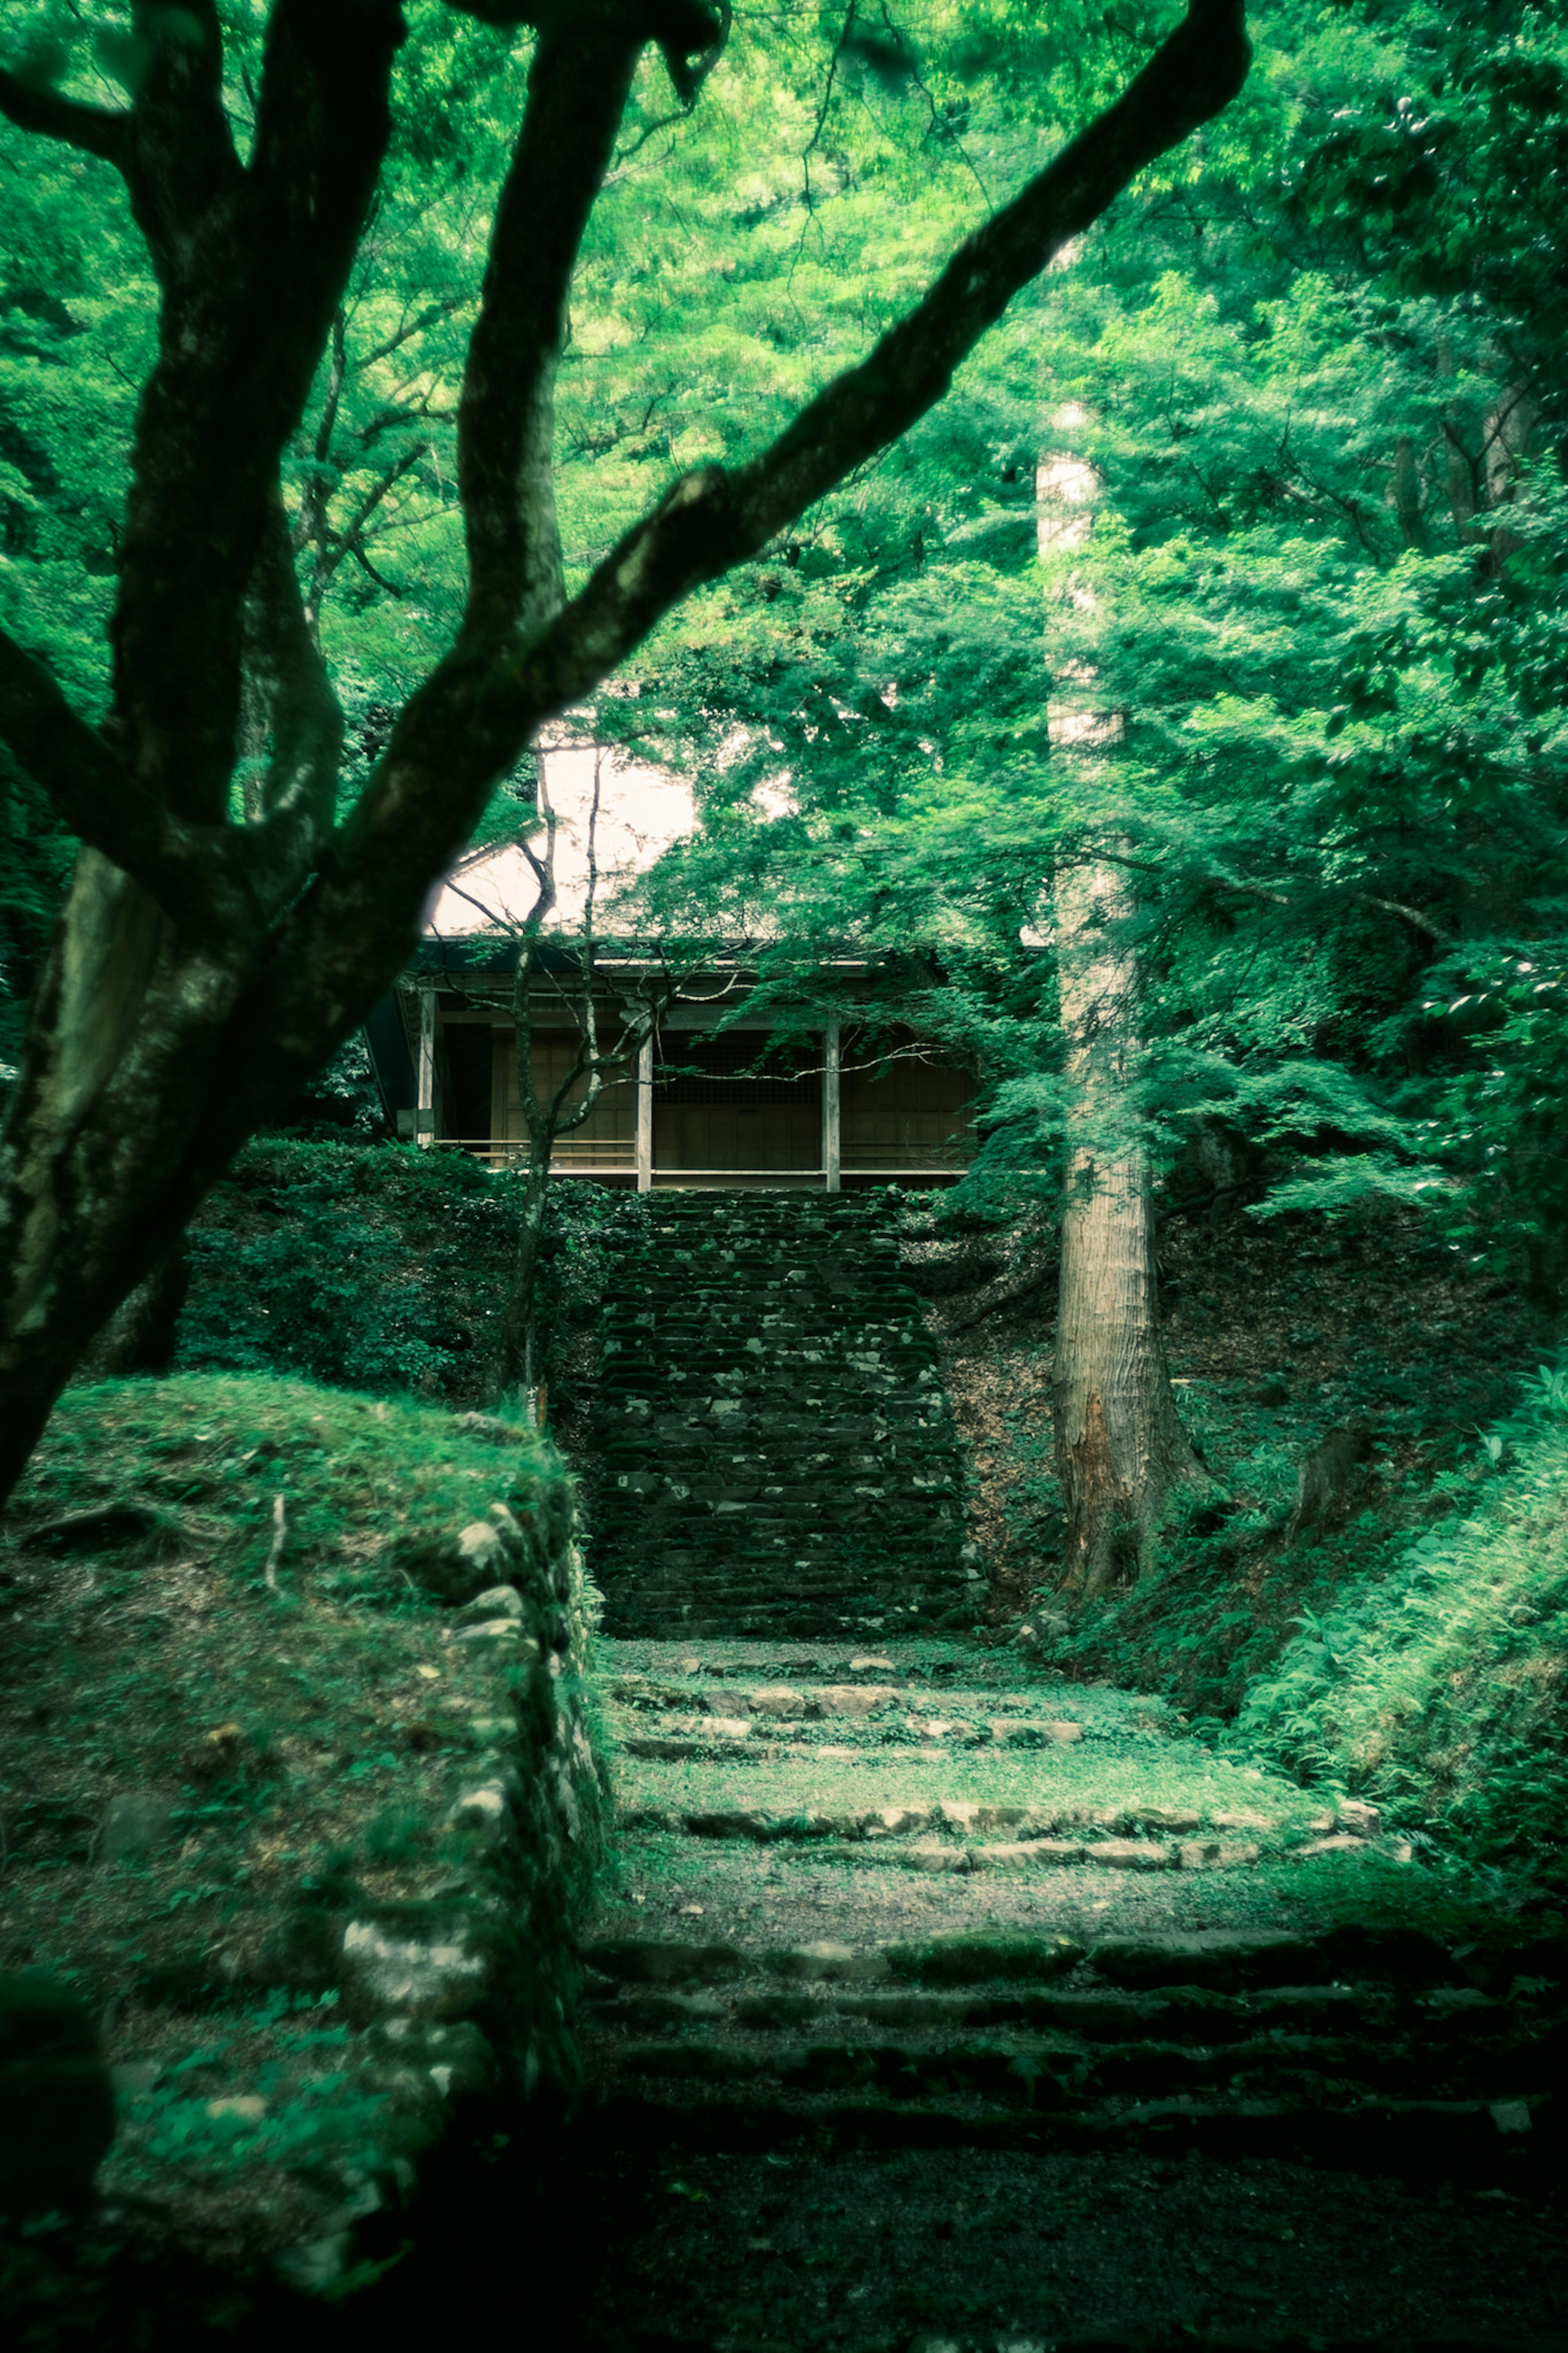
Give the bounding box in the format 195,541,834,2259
1091,1840,1170,1870
582,1938,745,1985
970,1840,1086,1868
1088,1930,1314,1989
339,1913,493,2023
862,1805,933,1838
903,1842,969,1872
742,1686,808,1718
816,1684,898,1715
885,1934,1083,1984
100,1789,177,1862
1177,1839,1261,1871
767,1941,891,1982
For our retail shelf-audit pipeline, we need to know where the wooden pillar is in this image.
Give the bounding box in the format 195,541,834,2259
636,1028,654,1193
823,1017,841,1193
416,981,437,1148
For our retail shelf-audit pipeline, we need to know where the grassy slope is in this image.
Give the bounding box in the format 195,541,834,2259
1235,1365,1568,1883
0,1374,574,2263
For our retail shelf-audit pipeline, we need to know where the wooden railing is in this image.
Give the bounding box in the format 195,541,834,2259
431,1137,967,1181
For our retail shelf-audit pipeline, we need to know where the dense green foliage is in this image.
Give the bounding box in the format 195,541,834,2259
1237,1362,1568,1888
5,0,1566,1256
175,1140,641,1417
580,0,1568,1262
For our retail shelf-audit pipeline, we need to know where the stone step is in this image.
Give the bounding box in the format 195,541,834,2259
617,1798,1293,1844
584,2084,1558,2175
610,1685,1071,1722
597,1570,970,1604
616,1821,1267,1872
595,2029,1549,2110
589,1981,1402,2042
598,1570,964,1599
580,1927,1494,1995
597,1193,968,1637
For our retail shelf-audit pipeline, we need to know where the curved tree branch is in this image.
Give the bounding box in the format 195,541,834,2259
460,18,642,640
0,70,130,168
529,0,1251,682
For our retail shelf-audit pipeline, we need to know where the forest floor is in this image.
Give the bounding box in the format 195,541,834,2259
568,1635,1568,2352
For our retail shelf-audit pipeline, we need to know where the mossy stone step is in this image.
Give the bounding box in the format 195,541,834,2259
602,2027,1517,2106
591,1981,1398,2043
588,2083,1559,2177
584,1933,1087,1987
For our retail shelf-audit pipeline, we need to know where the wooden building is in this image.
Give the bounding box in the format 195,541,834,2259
363,766,976,1189
368,952,976,1190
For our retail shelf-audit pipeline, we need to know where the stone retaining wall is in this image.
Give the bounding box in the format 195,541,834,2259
261,1504,606,2294
0,1382,610,2318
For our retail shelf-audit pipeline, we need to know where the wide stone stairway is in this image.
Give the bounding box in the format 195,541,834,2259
592,1193,974,1639
572,1636,1568,2349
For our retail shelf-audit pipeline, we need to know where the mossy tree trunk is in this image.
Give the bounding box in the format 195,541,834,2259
1035,423,1204,1601
1051,859,1205,1601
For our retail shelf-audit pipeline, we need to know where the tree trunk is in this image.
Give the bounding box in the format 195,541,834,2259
99,1242,192,1376
1051,859,1204,1601
0,850,258,1499
496,1144,551,1409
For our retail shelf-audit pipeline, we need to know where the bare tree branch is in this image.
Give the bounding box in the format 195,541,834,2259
306,443,426,624
359,294,465,370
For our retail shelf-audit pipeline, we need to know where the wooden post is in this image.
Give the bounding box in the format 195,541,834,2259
416,981,437,1148
823,1017,841,1193
636,1028,653,1193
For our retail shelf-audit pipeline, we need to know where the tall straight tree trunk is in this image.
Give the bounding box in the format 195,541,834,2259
1037,419,1203,1600
1051,860,1203,1599
497,1146,551,1405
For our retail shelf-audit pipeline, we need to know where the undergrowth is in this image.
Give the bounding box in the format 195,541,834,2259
174,1142,642,1416
1234,1360,1568,1885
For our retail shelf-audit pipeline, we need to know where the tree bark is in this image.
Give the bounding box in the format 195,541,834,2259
1036,417,1204,1600
1052,860,1205,1600
99,1243,192,1377
498,1147,552,1405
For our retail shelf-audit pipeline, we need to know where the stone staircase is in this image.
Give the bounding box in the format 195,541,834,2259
591,1193,975,1639
570,1637,1568,2347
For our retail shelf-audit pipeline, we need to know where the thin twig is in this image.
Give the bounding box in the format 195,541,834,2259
263,1494,287,1593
